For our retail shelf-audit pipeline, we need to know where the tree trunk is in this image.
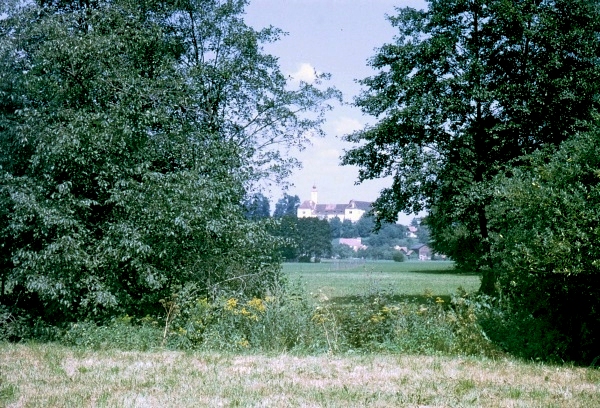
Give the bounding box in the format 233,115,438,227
477,206,497,295
471,5,497,296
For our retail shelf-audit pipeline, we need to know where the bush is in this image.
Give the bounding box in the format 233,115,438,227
163,283,331,353
392,252,405,262
44,284,500,357
61,316,161,351
334,288,498,356
489,128,600,364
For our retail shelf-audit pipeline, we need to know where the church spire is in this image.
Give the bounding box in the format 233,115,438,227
310,184,318,204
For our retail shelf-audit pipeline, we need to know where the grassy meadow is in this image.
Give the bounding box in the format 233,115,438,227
3,261,599,407
1,342,599,407
283,260,480,304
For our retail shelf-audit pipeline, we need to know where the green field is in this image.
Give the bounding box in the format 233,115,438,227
283,260,480,304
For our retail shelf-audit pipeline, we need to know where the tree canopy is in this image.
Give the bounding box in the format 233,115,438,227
487,124,600,362
0,0,336,322
342,0,600,294
272,193,300,218
243,193,271,220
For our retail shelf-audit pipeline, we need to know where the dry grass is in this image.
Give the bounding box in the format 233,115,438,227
1,342,599,407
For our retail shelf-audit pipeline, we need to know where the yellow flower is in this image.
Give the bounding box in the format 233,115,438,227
311,312,327,324
435,297,445,304
381,306,399,314
239,339,250,348
264,296,275,303
370,314,384,323
248,297,266,313
225,298,238,311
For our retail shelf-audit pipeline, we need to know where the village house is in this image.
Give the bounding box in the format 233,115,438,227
297,186,372,222
410,244,432,261
338,237,367,251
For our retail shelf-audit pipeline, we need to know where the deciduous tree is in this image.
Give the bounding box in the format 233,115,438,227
272,193,300,218
488,124,600,362
342,0,600,294
0,0,335,322
243,193,271,220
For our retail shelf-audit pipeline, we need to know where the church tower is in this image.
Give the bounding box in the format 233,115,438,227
310,185,318,204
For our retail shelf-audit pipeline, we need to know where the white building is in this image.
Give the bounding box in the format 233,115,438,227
297,185,372,222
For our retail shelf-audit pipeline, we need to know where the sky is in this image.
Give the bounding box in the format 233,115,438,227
243,0,427,224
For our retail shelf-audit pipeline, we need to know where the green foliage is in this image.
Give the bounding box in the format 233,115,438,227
46,274,496,357
243,192,271,220
330,242,356,259
342,0,600,293
163,284,331,353
330,288,497,356
61,316,162,351
328,216,342,239
392,252,405,262
270,216,332,261
153,284,499,356
354,222,409,260
339,219,357,238
488,126,600,363
296,217,332,259
0,0,338,324
355,214,375,237
272,193,300,218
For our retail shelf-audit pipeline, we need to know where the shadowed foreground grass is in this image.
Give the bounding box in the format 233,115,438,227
1,343,599,407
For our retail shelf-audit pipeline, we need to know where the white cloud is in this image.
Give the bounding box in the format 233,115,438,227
289,63,318,84
330,116,363,136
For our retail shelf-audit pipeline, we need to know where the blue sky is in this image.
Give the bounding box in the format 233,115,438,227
244,0,427,223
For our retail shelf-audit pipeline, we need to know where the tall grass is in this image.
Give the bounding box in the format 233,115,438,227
54,279,496,358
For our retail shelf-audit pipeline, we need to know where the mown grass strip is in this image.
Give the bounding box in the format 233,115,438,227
1,342,599,407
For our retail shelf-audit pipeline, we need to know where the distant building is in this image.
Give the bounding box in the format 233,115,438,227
339,238,367,251
407,226,418,238
410,244,432,261
297,185,372,222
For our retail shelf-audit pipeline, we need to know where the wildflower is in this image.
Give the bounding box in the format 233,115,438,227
248,297,266,313
239,339,250,348
311,311,328,324
265,296,275,303
435,297,445,304
225,298,238,311
381,306,398,314
370,314,384,323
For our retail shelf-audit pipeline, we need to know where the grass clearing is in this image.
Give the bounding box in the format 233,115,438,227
283,260,480,304
1,342,599,407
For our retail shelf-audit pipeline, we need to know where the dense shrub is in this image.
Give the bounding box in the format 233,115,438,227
490,127,600,363
38,282,501,357
61,316,161,351
152,284,499,356
162,283,331,352
392,252,405,262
